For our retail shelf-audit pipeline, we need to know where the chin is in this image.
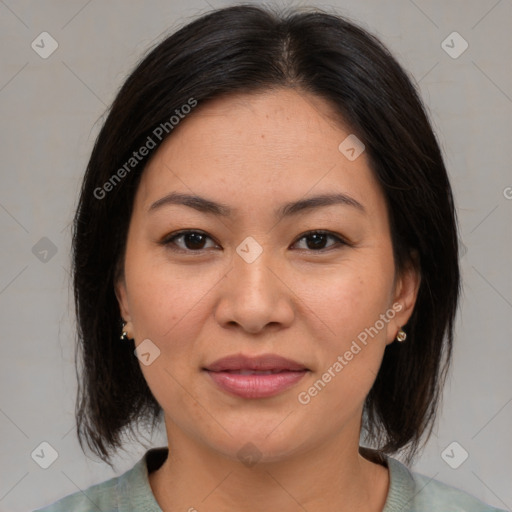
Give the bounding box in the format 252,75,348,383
207,428,309,466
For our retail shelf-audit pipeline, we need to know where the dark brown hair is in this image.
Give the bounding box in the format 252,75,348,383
72,4,461,468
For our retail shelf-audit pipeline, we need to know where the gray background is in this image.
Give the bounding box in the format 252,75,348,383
0,0,511,511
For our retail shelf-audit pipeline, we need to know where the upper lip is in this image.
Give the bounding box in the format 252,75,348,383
204,353,308,372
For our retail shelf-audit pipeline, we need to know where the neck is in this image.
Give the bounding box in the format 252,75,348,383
148,424,389,512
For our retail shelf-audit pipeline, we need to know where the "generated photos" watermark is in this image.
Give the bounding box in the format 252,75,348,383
94,97,198,200
297,302,403,405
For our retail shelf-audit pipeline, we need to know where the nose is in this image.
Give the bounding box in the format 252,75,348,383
214,248,295,334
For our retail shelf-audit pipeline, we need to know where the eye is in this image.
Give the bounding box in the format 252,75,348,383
161,230,219,252
161,229,348,254
292,230,348,251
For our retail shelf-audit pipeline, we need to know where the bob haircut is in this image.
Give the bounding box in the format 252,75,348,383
72,4,461,468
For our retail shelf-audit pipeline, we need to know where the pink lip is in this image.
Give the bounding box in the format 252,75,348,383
203,353,309,399
205,370,308,399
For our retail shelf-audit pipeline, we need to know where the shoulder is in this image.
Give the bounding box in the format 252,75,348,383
33,472,122,512
33,448,166,512
411,472,505,512
385,456,507,512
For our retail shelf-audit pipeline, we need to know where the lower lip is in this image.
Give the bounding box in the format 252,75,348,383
205,370,308,399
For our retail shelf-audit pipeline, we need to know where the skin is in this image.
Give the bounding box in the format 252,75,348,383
115,88,420,512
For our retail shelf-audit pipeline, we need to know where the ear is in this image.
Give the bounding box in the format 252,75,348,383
385,251,421,345
114,273,133,335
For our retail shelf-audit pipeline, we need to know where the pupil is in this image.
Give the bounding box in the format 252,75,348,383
308,234,326,249
185,233,205,249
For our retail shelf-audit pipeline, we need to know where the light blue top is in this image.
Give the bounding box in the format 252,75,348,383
34,447,506,511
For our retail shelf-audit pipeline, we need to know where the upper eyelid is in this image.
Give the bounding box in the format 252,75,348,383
164,230,219,246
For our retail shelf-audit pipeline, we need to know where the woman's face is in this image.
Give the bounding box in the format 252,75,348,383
116,88,419,462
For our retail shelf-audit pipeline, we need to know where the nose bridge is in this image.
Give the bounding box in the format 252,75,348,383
232,241,279,302
214,238,294,332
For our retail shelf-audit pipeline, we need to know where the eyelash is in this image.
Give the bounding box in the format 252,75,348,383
160,229,350,254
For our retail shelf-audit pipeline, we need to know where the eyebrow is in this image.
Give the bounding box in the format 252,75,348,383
148,191,366,218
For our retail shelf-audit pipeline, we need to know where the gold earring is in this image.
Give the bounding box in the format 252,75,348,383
396,327,407,342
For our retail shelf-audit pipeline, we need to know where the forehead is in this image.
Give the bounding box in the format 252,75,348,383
134,88,385,221
159,88,351,159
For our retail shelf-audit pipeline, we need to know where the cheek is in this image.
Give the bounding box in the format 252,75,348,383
293,254,395,401
128,266,221,342
298,259,394,343
295,271,390,417
124,253,222,416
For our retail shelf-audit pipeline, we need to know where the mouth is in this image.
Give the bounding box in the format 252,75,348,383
202,353,310,399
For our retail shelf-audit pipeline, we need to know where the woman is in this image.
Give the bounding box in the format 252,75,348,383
35,4,505,511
